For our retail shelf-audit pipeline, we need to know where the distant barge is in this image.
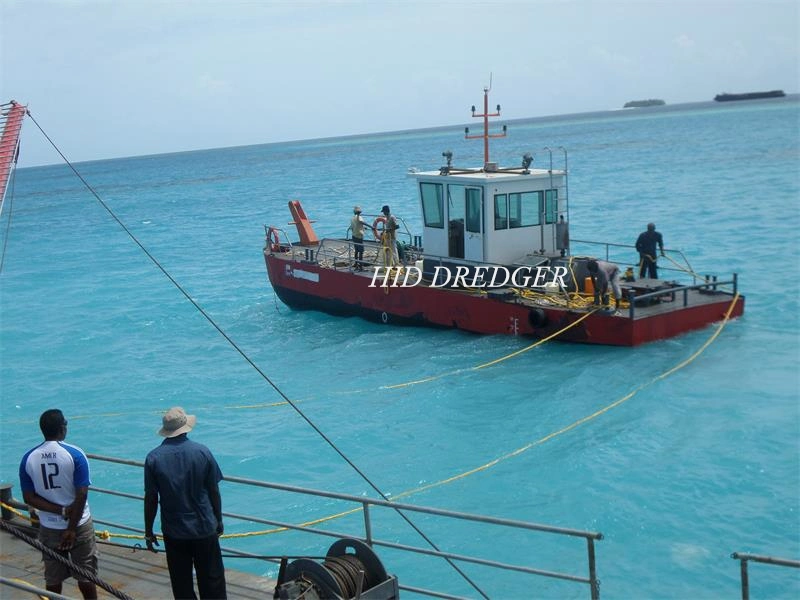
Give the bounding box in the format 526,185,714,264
623,99,665,108
714,90,785,102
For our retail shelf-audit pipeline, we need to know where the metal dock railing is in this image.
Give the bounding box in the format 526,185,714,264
5,452,604,599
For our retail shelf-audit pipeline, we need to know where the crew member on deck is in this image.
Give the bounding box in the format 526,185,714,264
587,259,621,313
635,223,664,279
350,205,367,271
556,215,570,257
380,204,400,266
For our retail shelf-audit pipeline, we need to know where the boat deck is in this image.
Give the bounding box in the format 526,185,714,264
272,238,736,320
1,520,275,599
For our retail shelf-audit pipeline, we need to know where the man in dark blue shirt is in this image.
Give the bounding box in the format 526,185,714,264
144,407,226,599
635,223,665,279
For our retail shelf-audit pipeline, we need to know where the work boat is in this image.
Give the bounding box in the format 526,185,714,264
264,90,744,346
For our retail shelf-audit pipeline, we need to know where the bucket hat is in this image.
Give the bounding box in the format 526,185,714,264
158,407,196,438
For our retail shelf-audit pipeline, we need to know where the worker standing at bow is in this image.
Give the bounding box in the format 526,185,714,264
635,223,664,279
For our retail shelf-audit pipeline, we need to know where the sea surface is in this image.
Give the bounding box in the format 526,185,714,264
1,97,798,599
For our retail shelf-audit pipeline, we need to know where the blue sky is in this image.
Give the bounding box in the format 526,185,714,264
1,0,798,167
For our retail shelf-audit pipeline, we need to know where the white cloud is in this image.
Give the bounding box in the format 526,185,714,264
197,74,232,94
673,34,695,50
589,46,634,69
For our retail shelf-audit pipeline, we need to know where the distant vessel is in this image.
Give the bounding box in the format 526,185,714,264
714,90,785,102
623,99,665,108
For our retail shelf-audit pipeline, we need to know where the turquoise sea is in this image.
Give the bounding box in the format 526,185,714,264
1,97,799,599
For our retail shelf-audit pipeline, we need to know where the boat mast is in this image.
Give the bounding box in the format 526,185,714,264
465,79,507,170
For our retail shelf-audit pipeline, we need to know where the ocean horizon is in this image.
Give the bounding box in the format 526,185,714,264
17,93,800,170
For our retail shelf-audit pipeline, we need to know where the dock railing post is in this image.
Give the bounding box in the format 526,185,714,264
362,502,373,546
587,537,600,600
0,483,12,520
738,555,750,600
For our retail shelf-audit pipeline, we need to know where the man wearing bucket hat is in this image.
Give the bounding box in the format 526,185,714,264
144,407,227,599
350,205,368,271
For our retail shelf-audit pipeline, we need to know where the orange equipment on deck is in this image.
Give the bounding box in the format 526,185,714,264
288,200,319,246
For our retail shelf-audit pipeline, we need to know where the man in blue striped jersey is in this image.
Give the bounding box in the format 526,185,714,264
19,409,98,599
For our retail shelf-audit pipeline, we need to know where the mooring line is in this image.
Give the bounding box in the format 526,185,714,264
0,519,135,600
19,112,490,598
379,308,600,390
182,294,742,539
3,309,602,426
19,296,740,544
391,292,741,499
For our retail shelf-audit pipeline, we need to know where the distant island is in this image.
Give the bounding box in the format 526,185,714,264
714,90,785,102
623,99,666,108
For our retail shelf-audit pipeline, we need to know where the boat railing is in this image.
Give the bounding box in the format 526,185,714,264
80,453,603,599
344,214,417,250
730,552,800,600
570,238,696,281
263,225,292,252
625,274,739,318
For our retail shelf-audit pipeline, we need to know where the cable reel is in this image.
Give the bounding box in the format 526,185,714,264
275,538,398,600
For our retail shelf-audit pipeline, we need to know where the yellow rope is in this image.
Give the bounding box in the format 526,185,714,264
26,304,604,420
24,294,737,543
7,577,48,600
382,307,601,389
471,308,599,370
217,292,741,535
660,252,708,279
391,292,741,498
0,502,33,522
0,503,151,543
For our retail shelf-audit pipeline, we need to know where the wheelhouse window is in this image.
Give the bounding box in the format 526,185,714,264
494,194,508,230
545,189,558,224
465,188,482,233
510,191,542,228
420,182,444,228
495,190,554,230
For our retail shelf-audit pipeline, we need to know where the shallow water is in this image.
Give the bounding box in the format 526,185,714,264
1,98,798,598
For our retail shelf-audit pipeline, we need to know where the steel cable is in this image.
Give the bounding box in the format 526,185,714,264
0,519,135,600
24,110,490,599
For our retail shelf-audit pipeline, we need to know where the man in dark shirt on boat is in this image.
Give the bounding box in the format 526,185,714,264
144,407,227,599
587,259,621,313
635,223,664,279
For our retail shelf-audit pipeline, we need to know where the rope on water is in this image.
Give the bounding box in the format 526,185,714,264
382,306,601,389
213,292,743,534
389,292,742,500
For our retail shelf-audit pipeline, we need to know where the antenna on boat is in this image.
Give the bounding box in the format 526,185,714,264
465,74,507,170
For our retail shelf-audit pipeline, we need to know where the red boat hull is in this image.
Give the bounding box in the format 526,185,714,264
265,254,744,346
